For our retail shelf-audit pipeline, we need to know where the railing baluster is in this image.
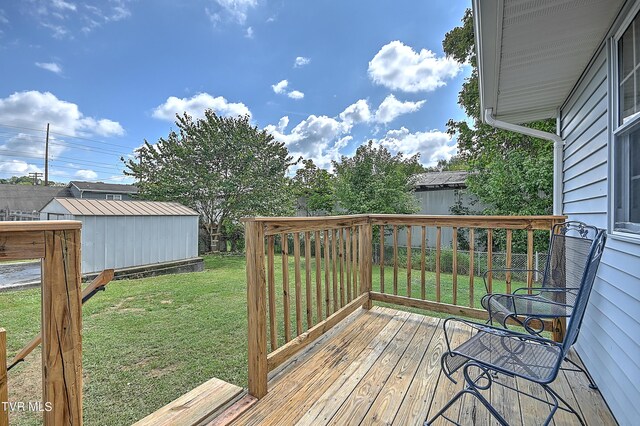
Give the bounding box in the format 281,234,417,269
469,228,475,308
352,226,358,297
332,229,338,313
436,226,441,302
421,225,426,300
506,229,513,293
406,225,412,298
314,230,322,322
346,227,352,302
293,232,302,336
487,228,493,294
282,233,291,342
452,226,458,305
339,228,345,307
527,229,534,293
246,221,267,398
380,225,385,293
267,235,277,351
393,225,398,295
305,231,313,328
324,230,330,318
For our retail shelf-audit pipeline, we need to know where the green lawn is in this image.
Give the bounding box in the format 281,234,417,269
1,254,524,425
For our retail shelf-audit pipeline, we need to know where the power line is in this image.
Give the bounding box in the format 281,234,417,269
0,152,126,174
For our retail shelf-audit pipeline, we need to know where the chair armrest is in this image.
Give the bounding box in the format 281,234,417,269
512,286,579,295
442,317,560,348
482,269,544,293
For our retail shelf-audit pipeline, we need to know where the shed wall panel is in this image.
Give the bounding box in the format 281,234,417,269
561,45,640,426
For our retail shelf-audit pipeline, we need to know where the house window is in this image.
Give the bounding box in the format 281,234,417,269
614,11,640,237
106,194,122,200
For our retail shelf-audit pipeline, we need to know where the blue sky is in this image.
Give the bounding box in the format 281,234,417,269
0,0,470,182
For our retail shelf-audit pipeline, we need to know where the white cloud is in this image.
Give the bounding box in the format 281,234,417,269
294,56,310,68
265,115,349,168
0,9,9,25
287,90,304,100
52,0,76,11
245,26,253,38
374,94,425,124
206,0,257,25
0,160,42,175
35,61,63,74
377,127,455,166
75,169,98,179
152,92,251,121
272,79,288,94
0,91,124,137
368,40,461,93
277,116,289,132
339,99,371,125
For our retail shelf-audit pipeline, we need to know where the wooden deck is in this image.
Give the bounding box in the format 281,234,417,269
232,306,616,426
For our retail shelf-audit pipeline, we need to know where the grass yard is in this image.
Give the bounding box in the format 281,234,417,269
1,254,525,425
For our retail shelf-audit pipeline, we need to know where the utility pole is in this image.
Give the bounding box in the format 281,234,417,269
44,123,50,186
28,172,43,185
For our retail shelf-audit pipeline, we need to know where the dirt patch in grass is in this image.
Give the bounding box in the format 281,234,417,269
7,350,42,425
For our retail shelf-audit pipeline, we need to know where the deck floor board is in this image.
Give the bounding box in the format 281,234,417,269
232,306,617,426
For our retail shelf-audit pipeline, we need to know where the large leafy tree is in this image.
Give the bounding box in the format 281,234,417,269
123,110,296,251
443,9,555,251
292,159,335,216
332,141,423,215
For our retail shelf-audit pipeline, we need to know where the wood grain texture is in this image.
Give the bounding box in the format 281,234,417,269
393,225,398,295
0,231,44,260
452,227,457,305
436,227,441,302
421,225,426,300
205,394,257,426
304,232,313,328
331,229,338,313
0,220,81,232
352,226,358,299
338,228,345,307
245,221,267,399
359,224,373,309
527,229,534,291
380,225,385,294
324,230,330,319
134,377,243,426
506,229,513,293
42,229,83,425
487,228,493,293
314,231,322,323
0,329,7,426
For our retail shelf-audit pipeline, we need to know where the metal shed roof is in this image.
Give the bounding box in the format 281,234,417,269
473,0,624,124
43,198,199,216
413,171,468,189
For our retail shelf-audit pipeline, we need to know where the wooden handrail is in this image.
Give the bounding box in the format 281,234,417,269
244,214,566,400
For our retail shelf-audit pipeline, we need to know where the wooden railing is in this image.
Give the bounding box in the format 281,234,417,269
0,221,83,425
244,214,565,399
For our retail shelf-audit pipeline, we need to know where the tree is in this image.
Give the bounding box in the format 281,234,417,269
292,159,335,216
332,141,424,215
123,110,296,251
443,9,555,252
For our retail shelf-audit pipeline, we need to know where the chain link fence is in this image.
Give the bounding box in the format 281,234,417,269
373,244,547,284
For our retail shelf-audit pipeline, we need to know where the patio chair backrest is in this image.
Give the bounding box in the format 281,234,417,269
561,228,607,355
541,221,600,307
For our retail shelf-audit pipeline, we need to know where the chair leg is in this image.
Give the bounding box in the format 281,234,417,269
563,356,598,389
545,384,586,426
425,387,510,426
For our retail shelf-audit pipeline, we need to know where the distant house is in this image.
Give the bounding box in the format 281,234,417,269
67,181,138,200
0,184,71,221
390,171,480,249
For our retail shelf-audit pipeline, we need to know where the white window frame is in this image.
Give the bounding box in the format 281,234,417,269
610,1,640,242
106,194,122,200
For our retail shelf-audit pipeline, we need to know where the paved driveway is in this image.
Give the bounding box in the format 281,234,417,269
0,261,41,290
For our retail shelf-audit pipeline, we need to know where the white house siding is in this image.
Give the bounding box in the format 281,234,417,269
561,45,640,426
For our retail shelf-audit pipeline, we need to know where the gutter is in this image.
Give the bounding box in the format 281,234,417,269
483,108,564,216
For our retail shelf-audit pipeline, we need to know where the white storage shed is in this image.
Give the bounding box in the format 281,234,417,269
40,198,199,274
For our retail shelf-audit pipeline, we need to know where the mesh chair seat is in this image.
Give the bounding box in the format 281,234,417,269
444,325,563,383
481,293,573,326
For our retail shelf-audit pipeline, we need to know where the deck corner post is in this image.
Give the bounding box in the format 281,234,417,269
0,328,8,426
245,220,268,399
42,228,83,425
359,219,373,309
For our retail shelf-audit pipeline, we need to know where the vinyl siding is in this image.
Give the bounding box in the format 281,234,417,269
561,45,640,426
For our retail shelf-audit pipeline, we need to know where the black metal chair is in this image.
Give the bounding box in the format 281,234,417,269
481,221,601,388
425,228,606,426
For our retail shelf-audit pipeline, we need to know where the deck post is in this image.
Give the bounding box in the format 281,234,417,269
359,221,373,309
0,328,7,426
245,220,268,398
42,229,83,425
